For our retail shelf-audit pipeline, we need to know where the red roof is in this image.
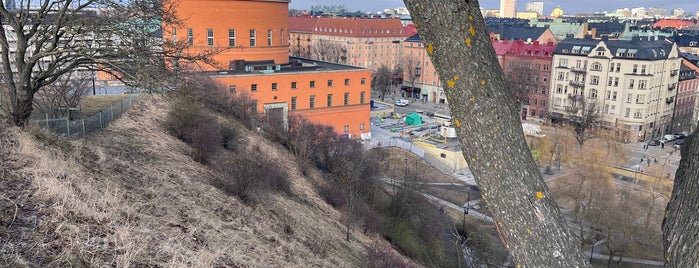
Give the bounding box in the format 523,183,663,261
312,17,407,37
289,15,320,33
491,40,556,58
403,24,417,36
653,19,697,30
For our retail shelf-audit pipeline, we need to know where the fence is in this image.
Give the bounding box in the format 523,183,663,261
29,94,143,136
365,138,426,158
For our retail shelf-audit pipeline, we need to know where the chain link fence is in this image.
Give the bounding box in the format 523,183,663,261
29,94,143,136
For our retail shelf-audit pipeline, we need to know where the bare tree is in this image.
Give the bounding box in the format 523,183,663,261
403,0,591,265
32,71,92,119
403,55,420,98
372,65,392,101
0,0,215,127
405,1,699,266
565,94,603,147
311,39,347,64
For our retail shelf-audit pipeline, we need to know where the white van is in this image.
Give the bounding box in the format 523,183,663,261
663,134,676,142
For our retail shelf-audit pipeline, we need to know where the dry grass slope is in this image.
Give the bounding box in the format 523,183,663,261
0,95,411,267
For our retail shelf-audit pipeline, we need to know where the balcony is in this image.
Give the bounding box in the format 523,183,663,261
568,80,585,88
668,83,676,90
670,70,678,76
666,97,674,104
570,67,587,73
565,106,579,113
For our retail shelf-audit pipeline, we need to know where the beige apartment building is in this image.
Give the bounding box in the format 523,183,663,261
500,0,517,18
549,37,682,142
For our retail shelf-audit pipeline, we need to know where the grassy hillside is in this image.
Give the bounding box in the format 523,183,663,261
0,96,413,267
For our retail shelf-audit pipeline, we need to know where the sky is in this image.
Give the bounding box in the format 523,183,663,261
289,0,698,15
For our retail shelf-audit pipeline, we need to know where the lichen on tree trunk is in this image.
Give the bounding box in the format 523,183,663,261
662,130,699,267
402,0,590,266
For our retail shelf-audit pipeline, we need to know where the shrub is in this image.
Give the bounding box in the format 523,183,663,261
219,120,240,150
366,242,415,268
212,152,290,205
165,96,211,140
187,119,222,164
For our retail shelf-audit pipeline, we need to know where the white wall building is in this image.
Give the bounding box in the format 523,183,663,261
549,37,682,142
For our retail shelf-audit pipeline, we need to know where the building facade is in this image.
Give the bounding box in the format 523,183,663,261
289,16,408,71
167,0,371,138
495,40,556,120
674,60,698,132
525,1,543,16
549,37,682,142
499,0,517,18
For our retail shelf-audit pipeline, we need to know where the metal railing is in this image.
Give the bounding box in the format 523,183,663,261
29,94,143,136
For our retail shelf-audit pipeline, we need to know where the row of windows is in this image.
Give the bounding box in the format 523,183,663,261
290,92,367,110
240,78,368,93
173,28,286,48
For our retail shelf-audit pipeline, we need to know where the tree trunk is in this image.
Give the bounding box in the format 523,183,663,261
10,84,35,127
662,129,699,267
402,1,590,266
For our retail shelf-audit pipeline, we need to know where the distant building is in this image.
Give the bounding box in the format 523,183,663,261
550,6,564,18
653,19,697,30
549,37,682,141
672,8,687,18
631,7,647,18
647,7,667,18
488,23,557,44
530,18,586,41
288,16,409,71
482,9,500,18
525,1,543,16
674,60,698,132
168,0,372,139
493,40,556,119
499,0,517,18
516,11,538,20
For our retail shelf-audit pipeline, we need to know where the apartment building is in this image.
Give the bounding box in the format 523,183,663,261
166,0,371,138
499,0,517,18
674,60,698,132
494,40,556,120
402,34,443,104
549,37,682,142
289,16,409,71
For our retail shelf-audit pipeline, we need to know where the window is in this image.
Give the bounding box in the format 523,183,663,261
543,75,547,82
344,92,349,105
641,65,646,74
589,89,597,99
272,83,278,91
634,109,642,119
543,64,549,71
626,93,632,103
609,105,615,115
556,84,563,94
310,80,316,88
172,27,177,42
291,81,297,89
249,29,256,47
327,80,333,87
344,78,350,86
541,87,546,95
557,72,565,81
558,58,568,67
240,101,255,117
606,91,611,100
228,29,236,47
187,28,193,45
639,80,647,89
206,28,214,46
604,104,609,113
267,29,273,46
591,75,599,85
359,123,365,130
251,84,258,92
554,97,562,106
615,63,621,72
624,108,630,118
343,125,349,132
327,94,333,107
310,95,315,108
614,77,619,87
628,79,634,89
361,78,366,85
291,97,297,110
636,94,644,104
608,77,613,86
229,85,236,93
360,91,366,104
591,62,602,71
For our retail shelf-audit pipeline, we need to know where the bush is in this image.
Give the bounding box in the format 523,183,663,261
219,120,240,150
366,242,416,268
165,96,211,140
212,152,291,205
187,119,222,164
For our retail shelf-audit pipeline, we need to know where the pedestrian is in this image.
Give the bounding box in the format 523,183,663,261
654,158,657,164
661,141,665,149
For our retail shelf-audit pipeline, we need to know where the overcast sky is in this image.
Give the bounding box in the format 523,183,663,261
290,0,698,15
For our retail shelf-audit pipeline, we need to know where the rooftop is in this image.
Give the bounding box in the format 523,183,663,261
207,57,366,77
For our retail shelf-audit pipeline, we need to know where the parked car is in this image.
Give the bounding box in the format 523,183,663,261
662,134,676,142
648,139,660,146
394,98,409,107
673,133,686,139
674,139,685,149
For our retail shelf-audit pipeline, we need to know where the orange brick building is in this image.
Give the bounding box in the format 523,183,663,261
166,0,371,138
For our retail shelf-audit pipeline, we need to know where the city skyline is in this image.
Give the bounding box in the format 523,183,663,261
290,0,698,16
